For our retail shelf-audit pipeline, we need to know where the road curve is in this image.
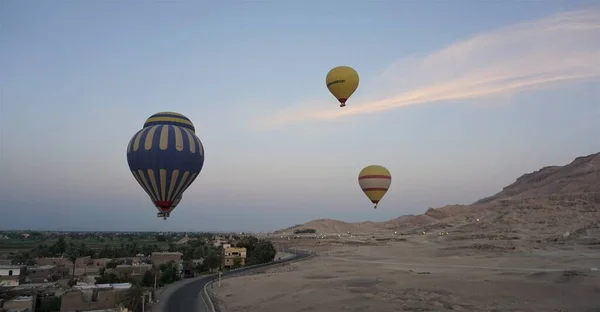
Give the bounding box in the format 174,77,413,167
164,250,313,312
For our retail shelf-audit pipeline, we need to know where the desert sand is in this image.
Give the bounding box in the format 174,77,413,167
211,236,600,312
211,153,600,312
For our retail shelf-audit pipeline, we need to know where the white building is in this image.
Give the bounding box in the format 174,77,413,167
0,265,27,286
0,265,24,276
73,282,132,290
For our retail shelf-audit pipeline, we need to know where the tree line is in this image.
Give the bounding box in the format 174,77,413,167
294,228,317,234
11,235,278,269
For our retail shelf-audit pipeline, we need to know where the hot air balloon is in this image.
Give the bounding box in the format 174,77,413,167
127,112,205,219
326,66,359,107
358,165,391,209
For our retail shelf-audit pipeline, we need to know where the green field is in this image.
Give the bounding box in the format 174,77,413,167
0,239,40,250
0,238,170,257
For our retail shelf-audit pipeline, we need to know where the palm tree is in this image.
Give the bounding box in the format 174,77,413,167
151,265,161,291
68,253,77,279
121,285,146,312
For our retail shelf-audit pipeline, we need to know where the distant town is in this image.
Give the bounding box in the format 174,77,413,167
0,230,282,312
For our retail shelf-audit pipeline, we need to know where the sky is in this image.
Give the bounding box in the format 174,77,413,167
1,1,599,232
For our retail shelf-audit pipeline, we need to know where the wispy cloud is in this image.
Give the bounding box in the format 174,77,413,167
252,9,600,129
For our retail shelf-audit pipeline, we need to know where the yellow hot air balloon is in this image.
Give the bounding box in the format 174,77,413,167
326,66,359,107
358,165,392,209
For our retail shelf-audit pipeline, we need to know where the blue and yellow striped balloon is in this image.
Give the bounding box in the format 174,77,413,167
143,112,196,133
127,121,204,215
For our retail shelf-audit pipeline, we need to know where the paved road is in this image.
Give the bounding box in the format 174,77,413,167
164,250,312,312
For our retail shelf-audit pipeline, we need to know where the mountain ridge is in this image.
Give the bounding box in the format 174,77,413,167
277,152,600,242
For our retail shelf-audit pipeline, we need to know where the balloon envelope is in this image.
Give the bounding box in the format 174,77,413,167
326,66,359,107
144,112,196,133
127,123,204,214
358,165,391,209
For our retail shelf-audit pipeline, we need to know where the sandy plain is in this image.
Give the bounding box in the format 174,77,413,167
210,234,600,312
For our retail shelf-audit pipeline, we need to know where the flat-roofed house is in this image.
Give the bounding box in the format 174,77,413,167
0,265,27,286
222,247,246,269
150,252,182,267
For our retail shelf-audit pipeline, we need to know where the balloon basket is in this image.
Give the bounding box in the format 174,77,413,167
157,212,170,220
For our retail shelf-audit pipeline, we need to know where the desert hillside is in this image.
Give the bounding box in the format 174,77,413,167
279,152,600,243
475,152,600,204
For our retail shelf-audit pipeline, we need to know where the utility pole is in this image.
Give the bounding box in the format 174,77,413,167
153,271,157,292
218,271,222,287
141,294,145,312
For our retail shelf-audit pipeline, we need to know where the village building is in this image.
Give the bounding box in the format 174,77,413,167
0,265,27,286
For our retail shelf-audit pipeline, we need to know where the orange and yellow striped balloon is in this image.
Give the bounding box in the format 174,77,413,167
358,165,392,209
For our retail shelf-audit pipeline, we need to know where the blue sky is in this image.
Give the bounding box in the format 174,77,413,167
1,1,599,232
